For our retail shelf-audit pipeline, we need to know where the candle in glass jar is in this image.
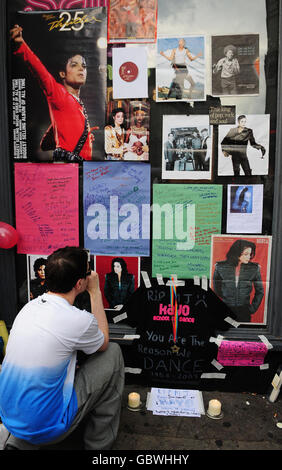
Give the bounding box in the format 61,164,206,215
207,399,222,416
128,392,141,408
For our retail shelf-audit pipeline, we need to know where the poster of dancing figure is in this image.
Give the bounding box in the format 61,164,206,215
9,8,107,162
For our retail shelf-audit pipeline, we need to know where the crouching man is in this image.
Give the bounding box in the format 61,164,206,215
0,246,124,450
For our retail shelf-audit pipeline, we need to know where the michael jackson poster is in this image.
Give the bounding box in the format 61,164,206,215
94,255,140,310
105,99,150,161
212,34,260,96
210,235,272,325
8,8,107,162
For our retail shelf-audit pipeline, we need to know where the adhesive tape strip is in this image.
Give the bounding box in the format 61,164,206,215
166,280,185,286
113,312,128,323
156,274,164,285
194,276,200,285
209,336,222,347
224,316,240,328
123,335,140,340
201,276,208,291
124,367,142,374
258,335,273,350
260,363,269,370
200,373,226,379
141,271,151,288
211,359,224,371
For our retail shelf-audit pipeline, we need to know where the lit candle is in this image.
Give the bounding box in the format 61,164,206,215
207,399,222,416
128,392,141,409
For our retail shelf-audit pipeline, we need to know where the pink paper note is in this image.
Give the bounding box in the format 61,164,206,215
15,163,79,254
217,340,268,367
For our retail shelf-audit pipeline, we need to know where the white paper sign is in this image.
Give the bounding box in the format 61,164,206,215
147,388,205,417
112,47,148,99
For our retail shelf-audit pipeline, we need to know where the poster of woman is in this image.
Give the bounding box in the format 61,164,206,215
9,8,107,162
210,235,272,325
94,255,140,310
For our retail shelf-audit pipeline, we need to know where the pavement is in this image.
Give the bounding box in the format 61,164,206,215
41,382,282,452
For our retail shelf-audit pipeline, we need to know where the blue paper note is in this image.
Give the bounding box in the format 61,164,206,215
83,162,151,256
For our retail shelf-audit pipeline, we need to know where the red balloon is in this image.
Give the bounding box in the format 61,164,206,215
0,222,19,249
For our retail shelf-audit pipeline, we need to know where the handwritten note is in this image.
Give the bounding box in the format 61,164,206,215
152,184,222,278
14,163,79,254
83,162,150,256
147,387,205,417
217,340,268,367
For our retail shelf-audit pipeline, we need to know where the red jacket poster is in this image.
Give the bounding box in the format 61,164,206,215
9,8,107,162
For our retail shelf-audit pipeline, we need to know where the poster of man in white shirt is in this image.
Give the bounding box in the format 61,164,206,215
156,36,206,102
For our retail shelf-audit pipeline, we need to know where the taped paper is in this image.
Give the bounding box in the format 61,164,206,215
141,271,152,288
194,276,200,286
224,316,240,328
200,373,226,379
124,367,142,374
113,312,128,323
217,340,268,367
260,363,269,370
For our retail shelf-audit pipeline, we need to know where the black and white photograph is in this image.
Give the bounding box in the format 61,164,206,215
212,34,260,96
218,114,270,176
162,115,212,180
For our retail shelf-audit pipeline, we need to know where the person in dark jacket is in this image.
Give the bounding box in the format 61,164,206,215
104,258,135,309
221,115,265,176
213,239,264,322
164,132,177,170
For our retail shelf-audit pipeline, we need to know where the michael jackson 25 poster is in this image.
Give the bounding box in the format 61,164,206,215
8,8,107,162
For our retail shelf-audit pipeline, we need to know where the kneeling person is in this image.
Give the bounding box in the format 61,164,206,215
0,246,124,450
